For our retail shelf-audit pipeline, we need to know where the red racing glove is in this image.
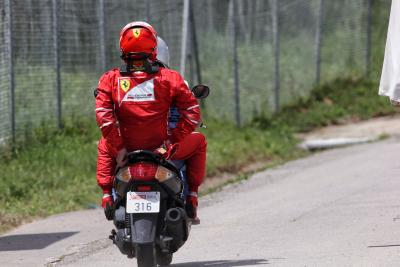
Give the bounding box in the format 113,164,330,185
102,194,113,208
102,190,114,220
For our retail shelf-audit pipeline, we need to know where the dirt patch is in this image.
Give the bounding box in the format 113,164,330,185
0,212,34,234
298,115,400,141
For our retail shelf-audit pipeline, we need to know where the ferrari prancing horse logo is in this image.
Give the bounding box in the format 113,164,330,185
133,29,141,38
120,79,130,92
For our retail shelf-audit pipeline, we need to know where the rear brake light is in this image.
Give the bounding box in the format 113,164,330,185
137,185,152,191
129,162,158,181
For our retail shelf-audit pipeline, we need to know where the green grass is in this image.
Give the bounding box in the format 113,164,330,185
0,76,396,233
253,77,396,132
0,118,100,232
203,118,302,176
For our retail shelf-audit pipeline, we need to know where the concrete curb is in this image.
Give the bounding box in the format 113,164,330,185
299,136,378,150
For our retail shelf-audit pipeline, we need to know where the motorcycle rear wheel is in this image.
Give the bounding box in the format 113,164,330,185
157,251,173,266
136,243,156,267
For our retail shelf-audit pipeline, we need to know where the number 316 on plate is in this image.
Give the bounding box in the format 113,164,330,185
126,191,160,213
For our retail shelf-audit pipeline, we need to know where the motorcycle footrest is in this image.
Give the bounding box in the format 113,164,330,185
158,235,173,253
109,229,117,242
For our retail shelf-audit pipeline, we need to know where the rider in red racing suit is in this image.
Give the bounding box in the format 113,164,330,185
95,21,206,223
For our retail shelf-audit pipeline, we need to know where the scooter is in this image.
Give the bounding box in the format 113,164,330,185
109,85,209,267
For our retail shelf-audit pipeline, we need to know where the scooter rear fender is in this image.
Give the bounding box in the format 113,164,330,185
130,213,158,245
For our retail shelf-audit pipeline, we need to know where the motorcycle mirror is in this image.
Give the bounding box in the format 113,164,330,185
191,84,210,99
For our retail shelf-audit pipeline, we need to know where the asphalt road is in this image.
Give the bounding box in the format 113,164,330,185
1,138,400,266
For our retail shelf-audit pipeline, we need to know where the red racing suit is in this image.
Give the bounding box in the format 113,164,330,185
95,67,207,195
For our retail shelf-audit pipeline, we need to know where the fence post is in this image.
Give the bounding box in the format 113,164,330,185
180,0,190,76
5,0,15,142
52,0,62,129
99,0,106,71
315,0,323,85
145,0,151,22
189,1,201,85
365,0,372,78
187,42,194,85
232,0,241,127
188,0,206,110
271,0,280,112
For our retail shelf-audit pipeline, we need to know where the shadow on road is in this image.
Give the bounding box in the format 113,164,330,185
0,232,78,251
172,259,269,266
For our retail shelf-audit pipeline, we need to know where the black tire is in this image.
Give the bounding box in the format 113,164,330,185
157,251,173,266
136,243,156,267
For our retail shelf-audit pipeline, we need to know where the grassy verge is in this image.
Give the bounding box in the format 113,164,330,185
0,76,396,233
252,77,396,132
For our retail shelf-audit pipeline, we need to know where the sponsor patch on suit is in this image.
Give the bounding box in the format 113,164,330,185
121,78,155,102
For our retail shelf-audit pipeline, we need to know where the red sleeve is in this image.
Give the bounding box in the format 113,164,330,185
170,72,201,143
95,71,124,152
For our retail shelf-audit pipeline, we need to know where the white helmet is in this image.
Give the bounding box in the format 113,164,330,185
156,37,170,67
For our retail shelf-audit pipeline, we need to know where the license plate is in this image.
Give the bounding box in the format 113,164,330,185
126,191,160,213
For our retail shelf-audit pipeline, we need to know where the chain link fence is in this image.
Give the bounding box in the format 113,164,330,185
0,0,391,147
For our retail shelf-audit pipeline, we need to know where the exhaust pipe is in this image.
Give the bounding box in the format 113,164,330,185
165,208,190,252
166,208,183,223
